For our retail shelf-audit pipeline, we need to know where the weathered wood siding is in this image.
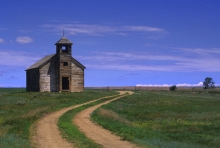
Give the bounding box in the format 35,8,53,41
26,69,40,91
59,52,72,91
71,62,84,92
39,56,58,92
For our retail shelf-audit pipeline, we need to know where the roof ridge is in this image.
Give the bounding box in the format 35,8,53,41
55,36,73,45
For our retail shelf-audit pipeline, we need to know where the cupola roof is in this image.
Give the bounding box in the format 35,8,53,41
55,36,73,45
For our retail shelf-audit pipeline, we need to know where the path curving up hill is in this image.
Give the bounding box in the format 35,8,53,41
30,95,116,148
31,91,137,148
73,91,138,148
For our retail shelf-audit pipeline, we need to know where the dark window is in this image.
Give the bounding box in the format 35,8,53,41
63,62,68,66
62,46,68,53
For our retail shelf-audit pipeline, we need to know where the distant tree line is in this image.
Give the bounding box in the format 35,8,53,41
203,77,215,89
169,85,177,91
169,77,215,91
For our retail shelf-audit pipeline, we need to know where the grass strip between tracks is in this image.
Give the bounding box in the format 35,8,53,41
58,94,126,148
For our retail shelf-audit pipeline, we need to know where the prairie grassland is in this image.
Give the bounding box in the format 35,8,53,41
0,88,117,148
91,90,220,148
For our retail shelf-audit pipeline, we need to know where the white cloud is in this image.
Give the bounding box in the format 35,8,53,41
173,47,220,55
17,29,32,33
136,82,204,87
123,26,166,33
76,49,220,72
16,36,33,44
0,50,41,67
86,64,181,71
77,52,182,62
42,23,167,37
145,43,157,47
176,82,203,87
136,84,173,87
0,38,4,44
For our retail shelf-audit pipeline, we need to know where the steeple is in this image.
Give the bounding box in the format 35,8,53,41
55,30,73,45
55,32,73,54
55,32,73,92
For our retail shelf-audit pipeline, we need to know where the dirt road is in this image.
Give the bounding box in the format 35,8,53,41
31,95,117,148
73,91,138,148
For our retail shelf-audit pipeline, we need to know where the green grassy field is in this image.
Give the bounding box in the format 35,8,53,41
91,90,220,148
0,88,117,148
2,88,220,148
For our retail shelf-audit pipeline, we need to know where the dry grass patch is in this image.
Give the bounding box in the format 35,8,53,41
22,107,50,118
97,108,131,125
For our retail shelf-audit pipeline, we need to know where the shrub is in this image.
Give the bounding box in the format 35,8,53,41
169,85,177,91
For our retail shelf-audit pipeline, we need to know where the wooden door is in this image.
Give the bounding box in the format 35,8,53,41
62,77,69,90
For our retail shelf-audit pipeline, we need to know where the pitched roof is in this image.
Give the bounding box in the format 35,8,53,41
72,57,86,69
26,54,55,70
26,54,85,70
55,36,73,45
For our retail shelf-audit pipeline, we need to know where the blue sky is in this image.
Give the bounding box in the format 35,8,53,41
1,0,220,87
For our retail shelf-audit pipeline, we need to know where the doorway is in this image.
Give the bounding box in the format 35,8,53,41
62,77,69,90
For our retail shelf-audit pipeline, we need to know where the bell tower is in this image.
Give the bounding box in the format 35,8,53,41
55,34,73,92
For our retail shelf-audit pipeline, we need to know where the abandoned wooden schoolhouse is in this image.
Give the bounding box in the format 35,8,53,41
26,36,86,92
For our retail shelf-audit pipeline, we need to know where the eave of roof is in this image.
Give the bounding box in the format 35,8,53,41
26,54,55,70
72,57,86,69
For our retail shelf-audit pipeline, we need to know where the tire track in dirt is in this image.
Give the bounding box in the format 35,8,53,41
73,91,138,148
30,95,118,148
